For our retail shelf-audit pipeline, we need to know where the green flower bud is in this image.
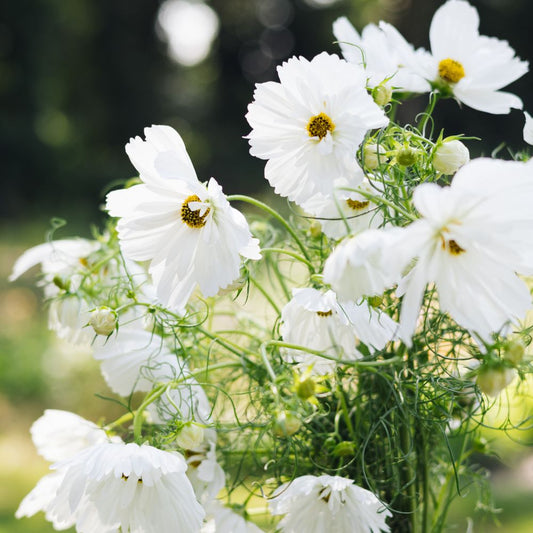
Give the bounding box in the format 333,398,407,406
395,146,418,167
372,84,393,107
296,377,316,400
273,411,301,437
308,220,322,238
362,143,381,170
503,339,526,366
332,441,356,457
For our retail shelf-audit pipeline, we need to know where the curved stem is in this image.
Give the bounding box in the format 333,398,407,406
227,194,313,265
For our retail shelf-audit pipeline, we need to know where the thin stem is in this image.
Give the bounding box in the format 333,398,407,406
227,194,313,265
249,275,282,315
262,247,314,270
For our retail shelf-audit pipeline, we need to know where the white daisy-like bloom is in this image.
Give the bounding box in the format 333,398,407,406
333,17,430,93
29,409,116,463
92,322,185,396
395,157,533,345
186,432,226,504
323,229,403,302
47,441,205,533
280,288,396,375
523,111,533,145
245,52,388,206
302,177,384,240
202,500,264,533
106,125,261,312
269,474,391,533
16,410,117,530
10,238,100,345
412,0,528,114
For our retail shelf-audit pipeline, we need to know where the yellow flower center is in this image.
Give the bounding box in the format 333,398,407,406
441,236,465,255
307,112,335,140
438,58,465,84
180,195,210,228
316,309,333,317
346,198,370,211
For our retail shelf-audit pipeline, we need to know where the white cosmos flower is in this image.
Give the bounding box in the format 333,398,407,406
523,111,533,145
202,500,264,533
395,158,533,344
106,125,261,312
302,177,383,240
16,411,118,530
245,52,388,205
333,17,430,93
48,441,205,533
269,474,391,533
92,322,185,396
413,0,528,114
280,288,396,374
323,229,403,301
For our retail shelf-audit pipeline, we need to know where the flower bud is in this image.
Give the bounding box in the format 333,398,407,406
363,144,381,170
395,146,418,167
176,423,205,450
296,377,316,400
273,411,301,437
89,307,117,336
332,441,356,457
432,139,469,175
308,220,322,238
476,365,516,397
503,339,526,366
372,84,393,107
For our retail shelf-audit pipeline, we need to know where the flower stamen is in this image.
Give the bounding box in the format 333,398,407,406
307,113,335,140
316,310,333,317
346,198,370,211
438,58,465,84
181,195,210,228
448,239,465,255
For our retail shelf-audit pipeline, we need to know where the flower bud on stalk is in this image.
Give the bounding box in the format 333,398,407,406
372,84,393,107
89,307,117,336
176,423,205,450
432,139,469,174
476,364,517,397
273,411,301,437
362,143,381,170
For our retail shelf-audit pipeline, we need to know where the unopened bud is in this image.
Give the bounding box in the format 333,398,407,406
309,220,322,238
395,146,418,167
476,365,516,397
363,144,381,170
332,441,356,457
503,339,526,366
296,377,316,400
176,423,205,450
432,139,469,175
372,84,393,107
273,411,301,437
89,307,117,336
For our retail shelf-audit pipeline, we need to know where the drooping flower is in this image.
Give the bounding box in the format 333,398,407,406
280,288,396,375
245,52,388,206
16,410,118,530
395,158,533,344
323,229,403,302
9,238,100,345
333,17,430,94
106,125,261,312
302,177,384,240
269,474,391,533
47,441,205,533
412,0,528,113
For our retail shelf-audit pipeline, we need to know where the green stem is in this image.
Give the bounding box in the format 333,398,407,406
417,92,440,138
249,276,282,315
227,194,313,265
262,247,314,270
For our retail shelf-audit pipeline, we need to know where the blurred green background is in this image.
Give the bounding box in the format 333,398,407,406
2,0,533,531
